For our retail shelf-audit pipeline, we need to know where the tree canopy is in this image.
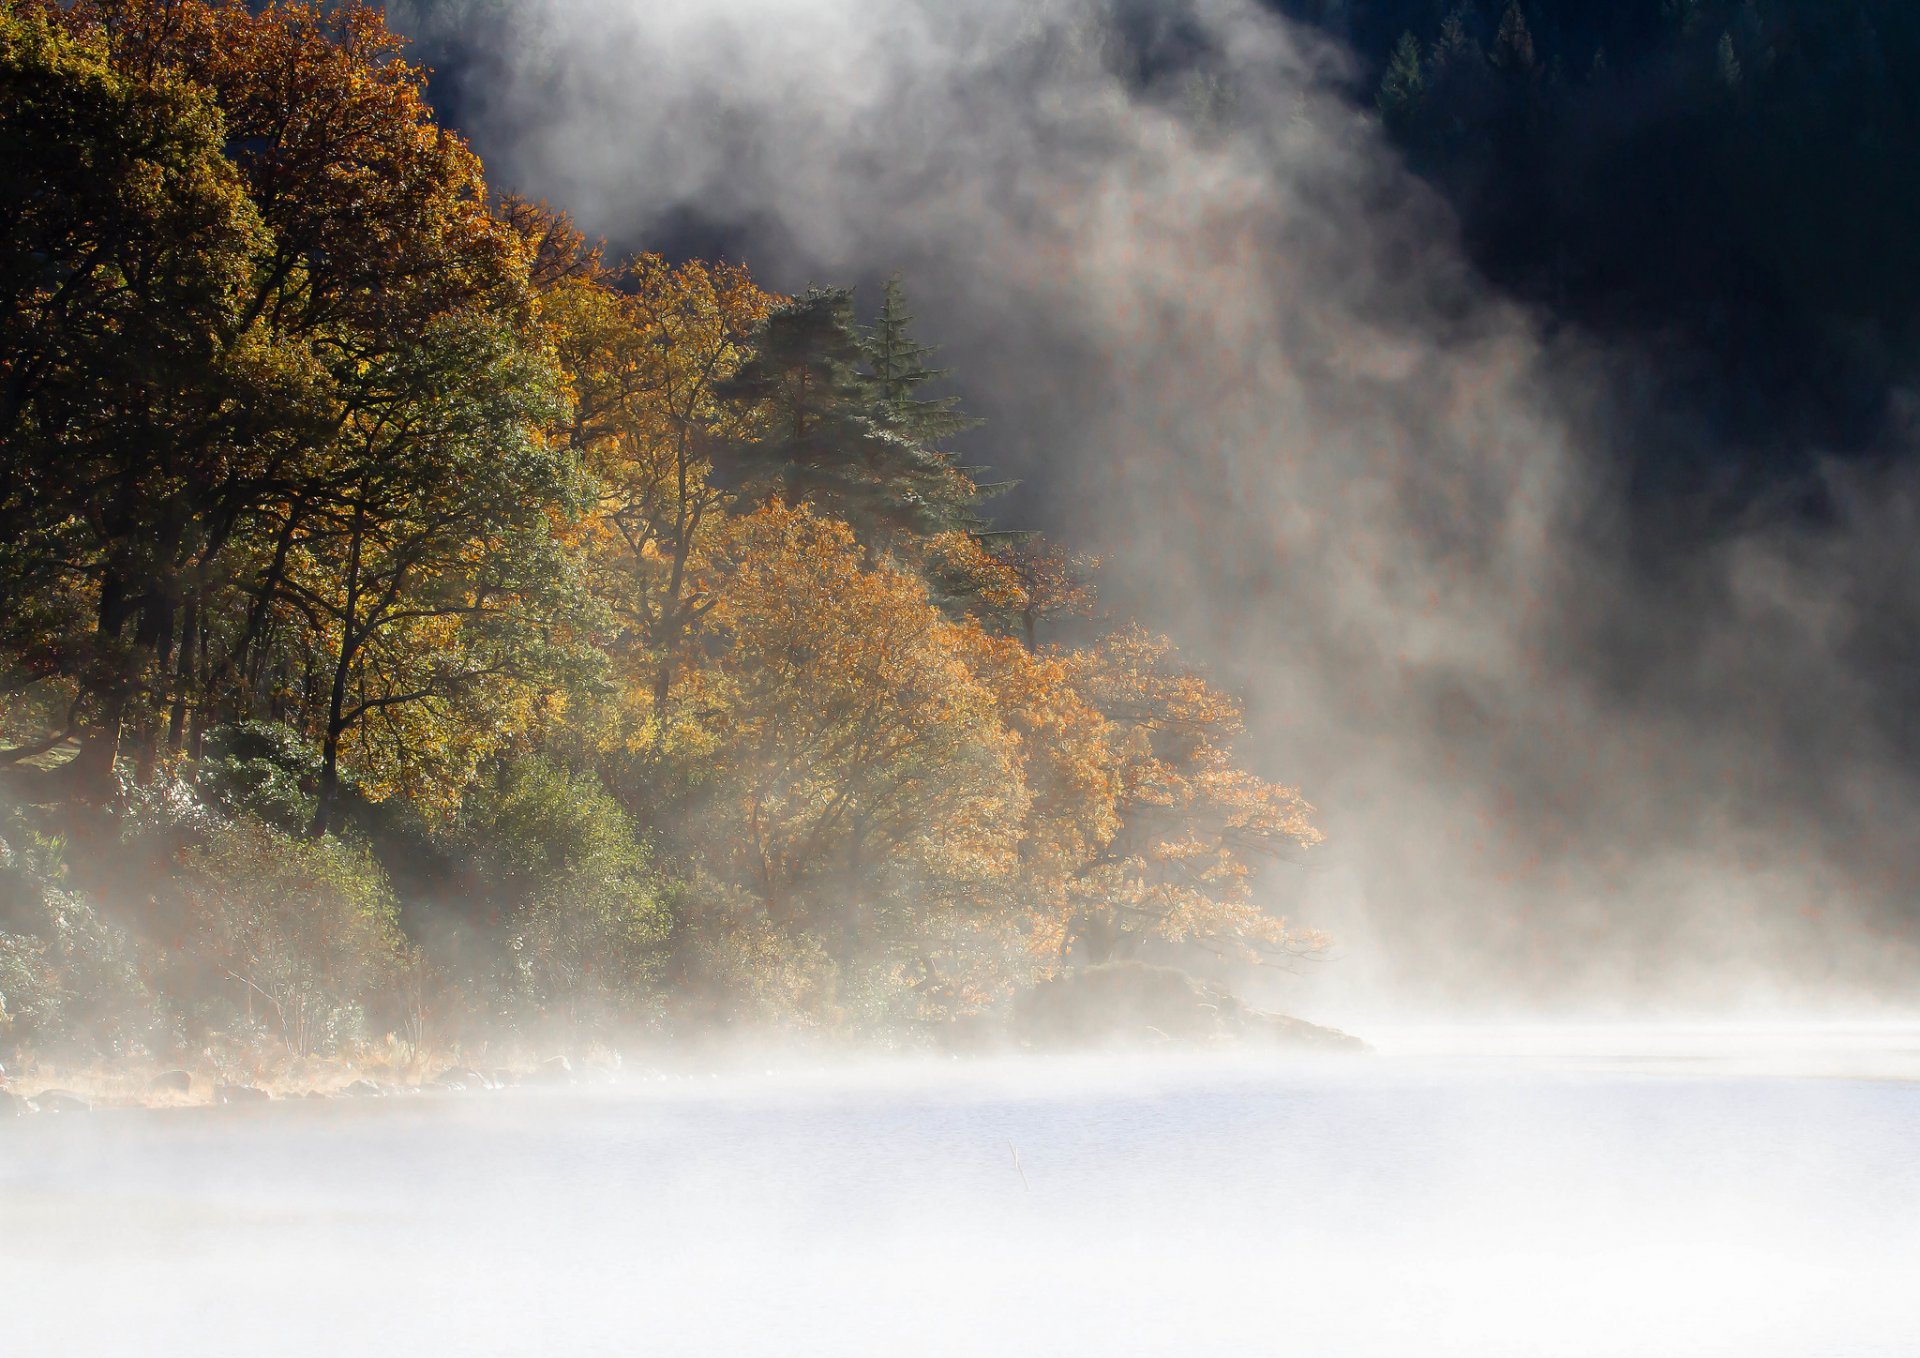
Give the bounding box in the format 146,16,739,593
0,0,1325,1056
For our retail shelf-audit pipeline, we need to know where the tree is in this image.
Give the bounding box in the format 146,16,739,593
273,316,592,836
718,288,976,553
683,501,1027,973
36,0,534,792
1716,32,1743,93
0,3,307,789
862,274,982,447
1059,628,1326,966
991,536,1101,651
539,248,774,733
1491,2,1536,77
1378,31,1428,123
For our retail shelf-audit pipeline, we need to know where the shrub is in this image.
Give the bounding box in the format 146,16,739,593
178,820,404,1057
456,758,669,1037
194,721,323,833
0,818,165,1059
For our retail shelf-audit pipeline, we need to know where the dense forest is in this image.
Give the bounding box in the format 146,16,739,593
1315,0,1920,496
0,0,1327,1065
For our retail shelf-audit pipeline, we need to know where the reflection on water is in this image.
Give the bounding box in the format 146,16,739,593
4,1025,1918,1357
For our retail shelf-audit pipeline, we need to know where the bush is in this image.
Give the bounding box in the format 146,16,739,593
456,758,669,1037
194,721,323,833
0,816,166,1058
178,820,404,1057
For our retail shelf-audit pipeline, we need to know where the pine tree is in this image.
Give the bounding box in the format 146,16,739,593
719,288,973,549
861,274,982,446
1660,0,1701,36
1430,6,1479,76
1491,2,1535,75
1377,32,1427,121
1716,31,1742,92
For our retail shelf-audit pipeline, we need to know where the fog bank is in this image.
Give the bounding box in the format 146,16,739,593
390,0,1920,1013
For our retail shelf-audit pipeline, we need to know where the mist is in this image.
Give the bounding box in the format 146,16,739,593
382,0,1920,1016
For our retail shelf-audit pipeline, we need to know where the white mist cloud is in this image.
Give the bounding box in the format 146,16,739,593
396,0,1920,1014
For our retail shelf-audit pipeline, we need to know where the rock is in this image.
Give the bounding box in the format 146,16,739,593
214,1083,270,1104
0,1089,24,1117
524,1056,575,1087
489,1069,517,1089
303,1090,332,1100
1013,962,1234,1046
1240,1009,1369,1052
29,1089,90,1114
341,1078,384,1098
150,1070,193,1095
1011,961,1369,1052
431,1067,490,1091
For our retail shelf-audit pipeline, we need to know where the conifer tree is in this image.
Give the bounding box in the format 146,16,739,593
719,287,973,550
862,274,982,446
1378,31,1427,122
1491,2,1535,76
1716,32,1742,92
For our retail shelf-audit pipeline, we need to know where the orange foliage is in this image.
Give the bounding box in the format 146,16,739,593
1062,626,1327,965
688,502,1027,945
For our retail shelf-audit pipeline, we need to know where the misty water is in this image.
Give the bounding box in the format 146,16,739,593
6,1024,1919,1357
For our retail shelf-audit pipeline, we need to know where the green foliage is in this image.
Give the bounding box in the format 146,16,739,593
0,806,164,1057
178,819,404,1056
194,722,322,833
720,287,978,549
1378,32,1427,120
456,758,667,1034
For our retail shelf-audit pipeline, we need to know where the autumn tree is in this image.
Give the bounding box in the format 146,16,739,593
26,0,536,797
990,536,1101,650
1059,627,1326,966
682,502,1028,975
536,245,774,734
0,3,309,787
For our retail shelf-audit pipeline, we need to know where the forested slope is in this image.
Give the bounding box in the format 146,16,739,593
0,0,1324,1064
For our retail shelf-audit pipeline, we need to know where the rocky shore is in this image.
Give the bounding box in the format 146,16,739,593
1,966,1364,1115
0,1053,604,1116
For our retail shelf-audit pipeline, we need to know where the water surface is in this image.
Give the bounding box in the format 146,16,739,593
5,1024,1917,1357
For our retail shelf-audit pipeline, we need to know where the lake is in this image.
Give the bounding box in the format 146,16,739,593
5,1023,1919,1356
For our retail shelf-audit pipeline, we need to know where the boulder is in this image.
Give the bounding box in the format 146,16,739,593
0,1089,23,1117
29,1089,90,1114
1240,1009,1369,1052
1013,962,1234,1046
1012,961,1368,1052
524,1055,575,1087
214,1083,270,1104
342,1079,384,1098
431,1067,491,1091
149,1070,193,1095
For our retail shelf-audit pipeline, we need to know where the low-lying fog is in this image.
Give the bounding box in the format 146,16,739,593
8,1026,1919,1357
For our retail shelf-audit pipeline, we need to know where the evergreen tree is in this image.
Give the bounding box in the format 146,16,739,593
1430,5,1479,76
861,274,1011,539
862,274,982,447
1715,31,1742,92
1377,31,1427,122
719,288,972,549
1491,2,1535,76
